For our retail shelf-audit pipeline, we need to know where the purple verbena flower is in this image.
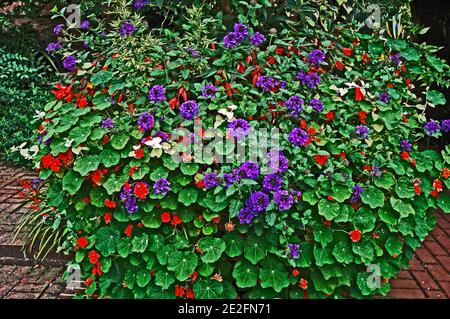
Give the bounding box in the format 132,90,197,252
237,207,254,224
268,150,289,174
274,190,294,211
250,32,266,46
32,178,41,189
133,0,148,10
187,47,200,57
46,42,62,55
423,120,440,136
239,161,260,180
285,96,304,117
308,49,325,66
288,128,309,147
138,112,155,131
370,166,381,178
148,85,166,103
379,92,390,103
101,118,114,129
119,21,135,36
262,174,283,192
53,23,64,35
233,23,249,41
179,100,199,120
390,53,402,64
204,173,219,189
201,84,217,99
356,125,370,139
310,98,324,112
246,191,270,213
228,119,251,140
351,184,364,203
125,196,138,214
153,178,171,196
441,119,450,133
80,20,90,30
63,55,77,72
255,76,286,92
400,139,412,152
223,172,236,187
288,243,300,259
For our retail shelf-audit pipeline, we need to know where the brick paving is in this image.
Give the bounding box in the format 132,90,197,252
0,161,448,299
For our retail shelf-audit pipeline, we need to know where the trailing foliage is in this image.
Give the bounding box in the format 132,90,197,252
21,1,449,299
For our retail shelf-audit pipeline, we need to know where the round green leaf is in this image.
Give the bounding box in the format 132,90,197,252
361,187,385,209
395,177,415,199
244,236,267,265
62,171,84,195
318,199,340,220
131,234,149,253
193,280,223,299
100,149,121,168
95,227,120,256
155,270,175,289
332,240,353,264
198,237,226,263
232,260,258,288
223,233,244,257
390,197,415,217
111,132,130,150
385,236,403,256
178,188,198,206
259,265,290,293
167,251,198,281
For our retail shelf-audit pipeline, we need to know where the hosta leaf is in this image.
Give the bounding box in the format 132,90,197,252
232,260,258,288
95,227,120,256
361,187,385,209
318,199,340,220
167,251,198,281
193,280,223,299
198,237,226,263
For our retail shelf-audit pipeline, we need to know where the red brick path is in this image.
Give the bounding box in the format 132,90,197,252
0,162,448,299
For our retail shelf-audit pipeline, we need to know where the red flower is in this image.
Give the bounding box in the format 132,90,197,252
58,149,74,166
300,120,307,129
355,86,365,101
104,199,117,209
186,289,195,299
101,135,110,145
211,216,221,224
362,53,370,64
414,185,422,195
314,155,329,166
349,230,361,243
430,190,439,197
104,212,113,224
161,212,171,223
358,110,367,124
135,148,145,159
189,271,198,282
134,182,149,200
129,166,138,176
88,250,100,264
77,236,89,249
92,261,102,277
168,97,179,110
442,168,450,179
175,285,184,297
267,56,276,65
85,278,93,286
195,180,205,189
299,278,308,290
327,196,334,201
292,269,300,277
433,179,443,192
335,60,345,71
124,224,133,238
275,47,285,56
237,62,246,74
342,47,353,56
82,197,90,203
325,111,335,120
401,151,410,160
307,127,316,135
41,154,62,172
51,83,74,102
171,214,182,226
75,94,88,108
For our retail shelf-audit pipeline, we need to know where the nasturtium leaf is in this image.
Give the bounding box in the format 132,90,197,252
244,236,268,265
313,224,333,245
353,209,376,233
131,234,149,253
437,193,450,212
136,268,151,288
259,265,290,292
313,244,334,266
395,177,415,199
232,260,258,288
198,263,214,277
385,236,403,256
91,70,113,86
146,284,174,299
100,149,120,168
427,89,446,106
180,163,199,175
318,199,340,220
132,166,149,180
390,197,415,217
73,155,100,176
202,193,229,212
116,238,132,258
156,244,175,265
331,184,352,203
111,132,130,150
103,173,128,195
295,242,313,267
90,187,107,207
302,190,319,205
378,209,399,225
193,280,223,299
62,171,83,195
148,234,164,252
401,47,420,61
198,237,226,263
155,270,175,289
360,187,385,209
167,251,198,281
352,240,375,265
149,166,168,181
69,126,90,145
222,281,237,299
95,227,120,256
311,271,338,295
332,240,353,264
141,211,162,229
357,272,377,296
374,172,395,190
178,188,198,206
223,233,244,257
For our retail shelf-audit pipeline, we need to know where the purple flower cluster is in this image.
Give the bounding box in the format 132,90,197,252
310,98,324,112
180,100,200,120
148,85,166,103
246,191,270,213
356,125,370,139
423,120,441,136
379,92,390,103
138,112,155,131
101,118,115,129
390,53,402,64
63,55,77,71
133,0,148,10
80,20,90,30
201,84,218,99
187,47,200,57
223,23,249,48
32,178,41,189
400,139,412,152
255,75,286,92
53,24,64,35
442,120,450,133
350,184,364,204
119,21,135,36
288,243,300,259
274,190,294,211
285,96,304,117
153,178,171,196
228,119,251,140
267,150,289,174
296,71,321,89
204,173,219,189
308,49,325,66
46,42,62,55
250,32,266,46
262,174,283,192
288,128,309,147
370,166,381,178
120,185,138,214
238,161,260,180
